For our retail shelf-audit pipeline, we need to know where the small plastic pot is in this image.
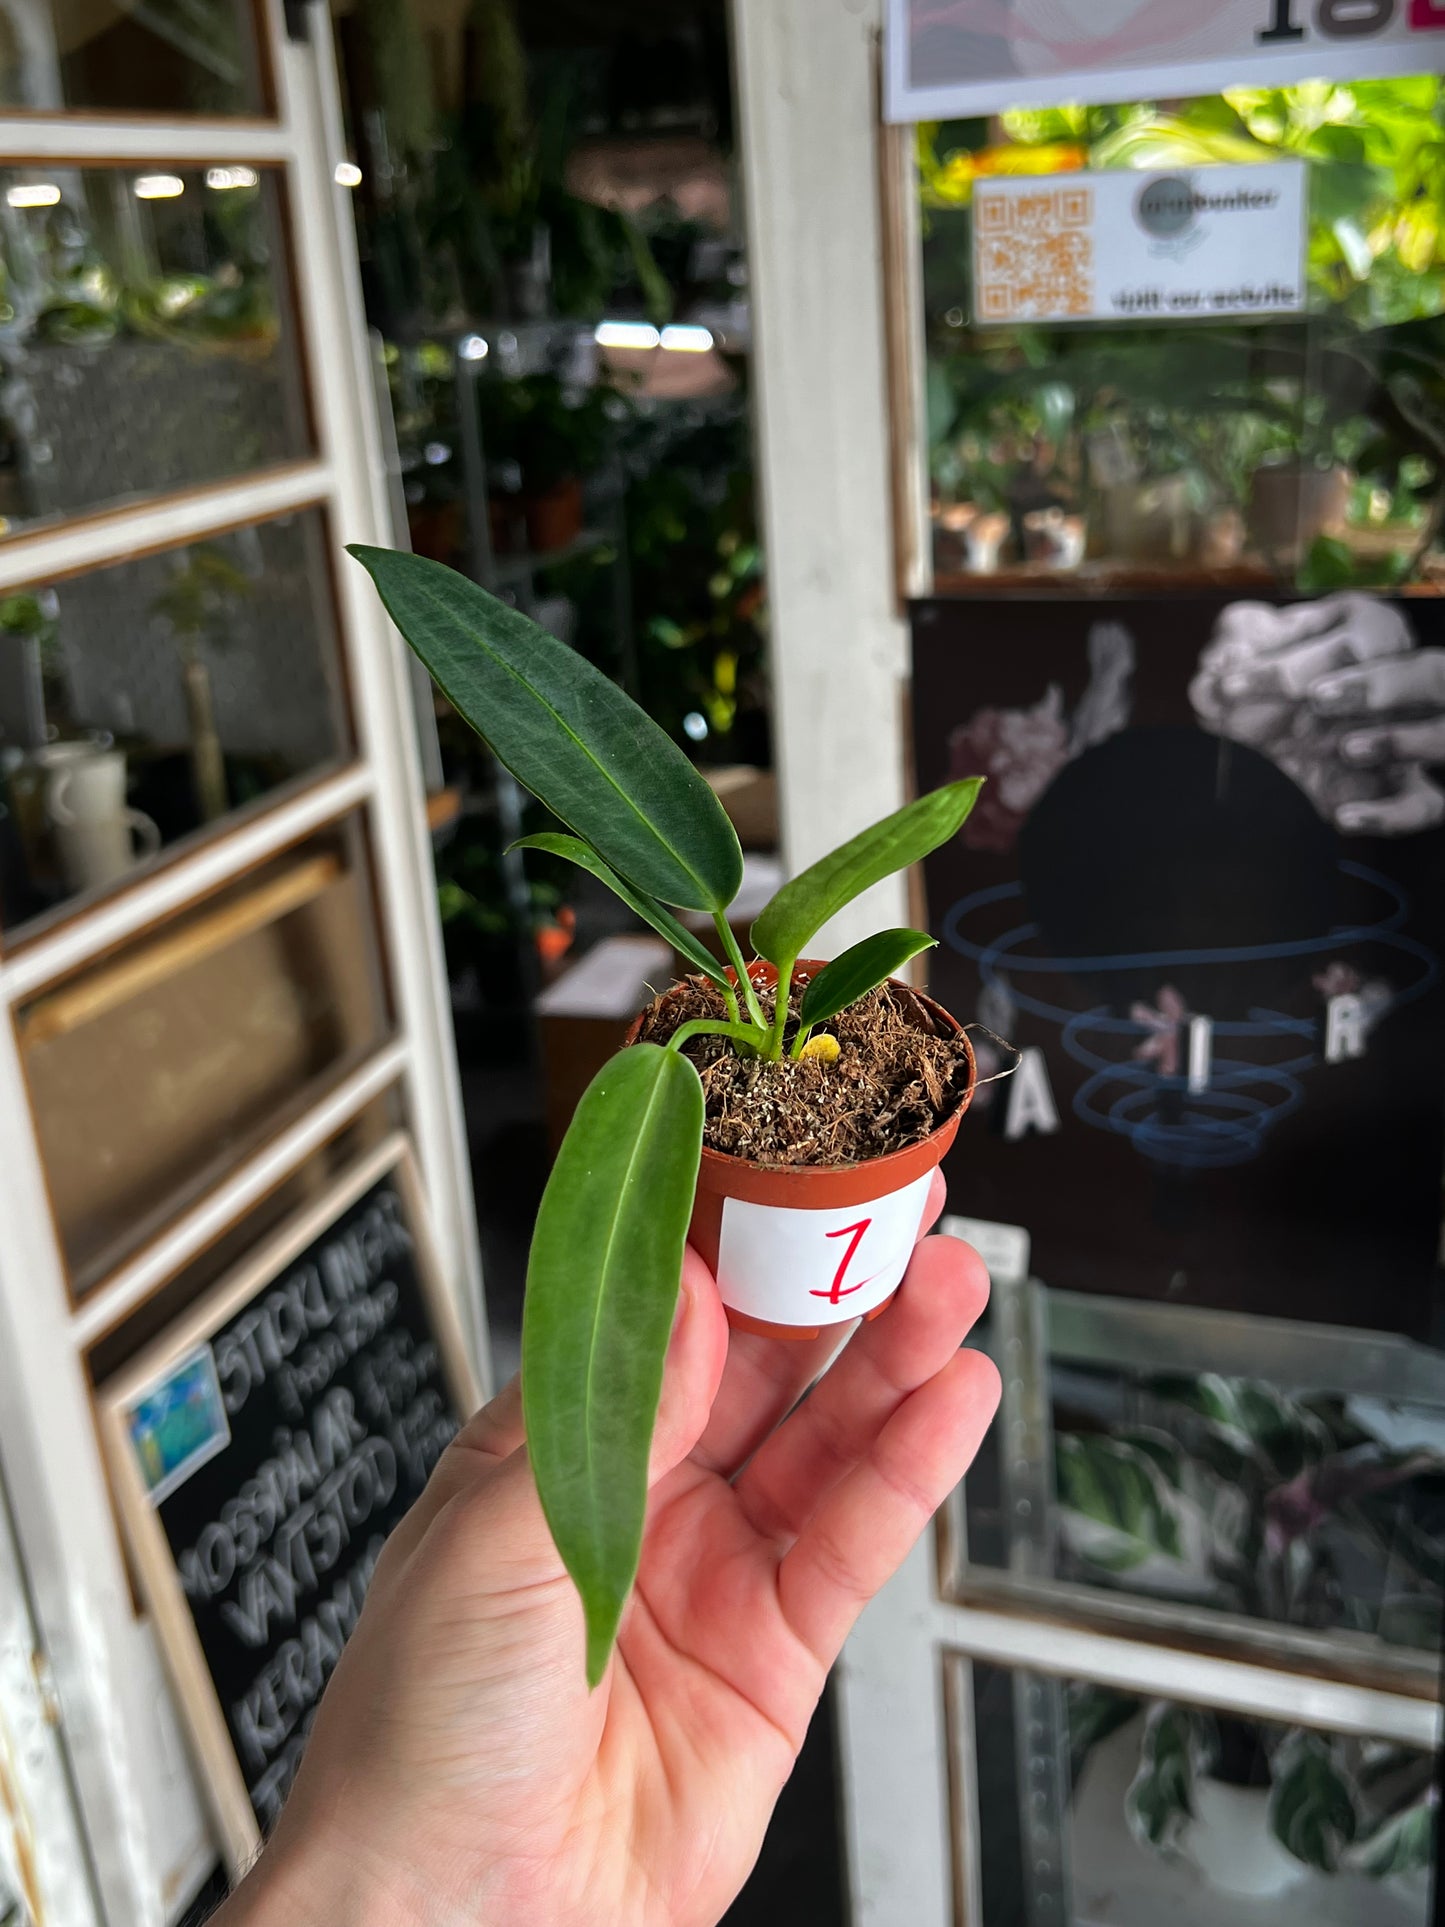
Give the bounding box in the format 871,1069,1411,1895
629,960,975,1340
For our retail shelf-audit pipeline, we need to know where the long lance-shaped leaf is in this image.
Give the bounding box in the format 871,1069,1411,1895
522,1043,704,1685
751,779,984,968
512,831,731,991
348,546,742,913
795,928,936,1045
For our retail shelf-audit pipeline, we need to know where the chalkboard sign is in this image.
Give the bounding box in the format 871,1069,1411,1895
100,1134,480,1874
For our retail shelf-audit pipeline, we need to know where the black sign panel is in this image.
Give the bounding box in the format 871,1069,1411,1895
104,1142,474,1864
912,593,1445,1335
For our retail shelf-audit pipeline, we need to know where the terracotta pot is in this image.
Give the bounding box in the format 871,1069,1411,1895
524,476,584,553
629,961,975,1340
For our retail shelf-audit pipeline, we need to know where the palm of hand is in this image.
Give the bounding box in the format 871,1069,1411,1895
262,1200,995,1927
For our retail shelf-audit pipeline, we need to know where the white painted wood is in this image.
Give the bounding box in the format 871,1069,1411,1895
942,1604,1443,1753
731,0,911,957
0,763,372,1004
0,461,332,593
0,0,488,1913
279,18,489,1379
69,1039,410,1349
836,1538,956,1927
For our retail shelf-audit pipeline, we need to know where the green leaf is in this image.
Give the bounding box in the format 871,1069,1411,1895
751,780,983,969
1268,1732,1358,1873
348,547,742,913
521,1043,704,1686
797,929,936,1034
1347,1793,1435,1879
512,832,731,991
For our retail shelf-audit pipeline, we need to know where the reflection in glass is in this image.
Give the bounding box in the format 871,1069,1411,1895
19,818,391,1293
919,80,1445,594
0,165,307,529
0,508,350,933
960,1660,1437,1927
0,0,265,116
958,1289,1445,1657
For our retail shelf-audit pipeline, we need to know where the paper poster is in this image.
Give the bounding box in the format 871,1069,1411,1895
972,164,1306,327
717,1172,935,1325
911,593,1445,1336
887,0,1443,124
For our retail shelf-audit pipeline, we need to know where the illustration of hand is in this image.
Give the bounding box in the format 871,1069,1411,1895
1190,594,1445,837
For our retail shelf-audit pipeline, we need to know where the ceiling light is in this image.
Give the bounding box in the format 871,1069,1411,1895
134,174,185,200
595,320,660,351
334,161,362,188
6,183,60,208
205,165,258,191
458,333,488,361
660,324,714,353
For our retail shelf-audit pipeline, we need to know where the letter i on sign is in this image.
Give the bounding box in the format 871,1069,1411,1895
814,1220,873,1303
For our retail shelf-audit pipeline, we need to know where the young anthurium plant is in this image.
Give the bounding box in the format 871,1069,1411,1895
349,545,985,1685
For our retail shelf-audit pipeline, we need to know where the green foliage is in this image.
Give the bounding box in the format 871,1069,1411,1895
794,930,936,1054
353,547,988,1677
751,781,982,977
1125,1703,1202,1854
477,373,626,492
511,831,730,990
349,547,742,912
522,1043,704,1686
1269,1731,1358,1872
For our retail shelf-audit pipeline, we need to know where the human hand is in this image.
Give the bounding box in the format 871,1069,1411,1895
220,1177,997,1927
1189,594,1445,835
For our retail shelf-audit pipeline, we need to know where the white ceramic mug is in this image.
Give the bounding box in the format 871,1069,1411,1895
46,747,160,891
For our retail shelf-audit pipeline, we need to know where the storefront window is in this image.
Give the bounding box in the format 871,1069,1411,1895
0,507,350,936
955,1657,1437,1927
0,0,268,117
0,164,308,532
17,815,390,1293
920,78,1445,594
953,1279,1445,1659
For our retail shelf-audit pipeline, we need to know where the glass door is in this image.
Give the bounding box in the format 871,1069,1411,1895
0,4,485,1918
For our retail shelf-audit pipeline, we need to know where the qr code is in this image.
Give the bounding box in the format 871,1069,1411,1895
974,185,1094,322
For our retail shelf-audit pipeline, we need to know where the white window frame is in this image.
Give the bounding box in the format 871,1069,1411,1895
0,9,487,1918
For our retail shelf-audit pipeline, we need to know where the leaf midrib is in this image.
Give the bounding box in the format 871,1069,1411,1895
403,567,716,907
579,1061,672,1566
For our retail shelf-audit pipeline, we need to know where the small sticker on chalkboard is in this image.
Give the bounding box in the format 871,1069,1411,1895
126,1345,232,1504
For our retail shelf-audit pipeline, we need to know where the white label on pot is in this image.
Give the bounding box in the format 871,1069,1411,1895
717,1172,934,1327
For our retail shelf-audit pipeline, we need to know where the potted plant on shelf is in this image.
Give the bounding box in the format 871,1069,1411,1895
351,545,991,1682
477,373,621,554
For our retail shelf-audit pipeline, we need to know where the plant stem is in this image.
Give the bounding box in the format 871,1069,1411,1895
788,1023,813,1060
714,912,768,1029
766,954,796,1061
665,1017,764,1057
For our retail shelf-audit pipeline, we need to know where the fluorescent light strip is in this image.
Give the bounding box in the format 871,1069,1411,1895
595,320,660,351
134,174,184,200
205,165,258,191
660,324,714,353
334,161,362,188
6,183,60,208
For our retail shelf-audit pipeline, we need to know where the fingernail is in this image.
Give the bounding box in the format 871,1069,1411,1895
1338,805,1369,831
1313,678,1350,711
1222,672,1251,699
1342,733,1375,763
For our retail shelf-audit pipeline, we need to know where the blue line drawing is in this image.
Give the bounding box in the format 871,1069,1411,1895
943,861,1439,1171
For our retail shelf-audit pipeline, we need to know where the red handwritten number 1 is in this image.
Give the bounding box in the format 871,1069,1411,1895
814,1219,873,1302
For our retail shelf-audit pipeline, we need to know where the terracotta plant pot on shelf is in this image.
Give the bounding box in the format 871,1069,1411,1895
524,475,584,553
629,960,977,1341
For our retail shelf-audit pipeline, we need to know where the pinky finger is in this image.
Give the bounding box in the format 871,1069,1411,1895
777,1347,1000,1666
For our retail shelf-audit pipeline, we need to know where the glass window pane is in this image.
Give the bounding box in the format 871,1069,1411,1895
0,0,267,117
0,506,350,936
0,165,308,530
918,82,1445,594
17,815,391,1293
955,1284,1445,1659
958,1658,1438,1927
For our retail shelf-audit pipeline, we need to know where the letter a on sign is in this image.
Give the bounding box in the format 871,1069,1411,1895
1004,1048,1060,1140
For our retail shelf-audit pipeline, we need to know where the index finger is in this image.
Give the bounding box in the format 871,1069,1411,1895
691,1166,948,1479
